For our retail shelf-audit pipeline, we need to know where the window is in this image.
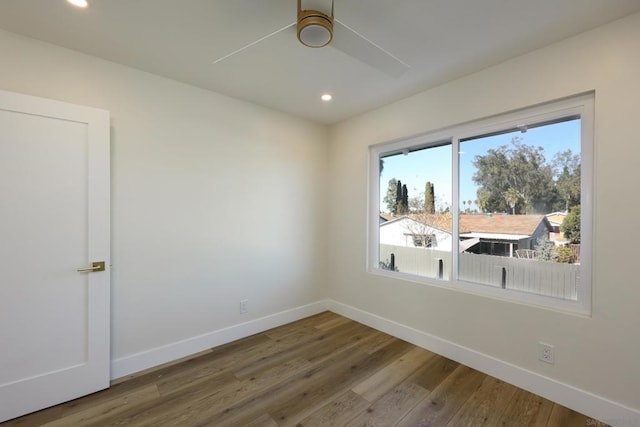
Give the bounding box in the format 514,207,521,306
410,234,436,247
369,94,593,314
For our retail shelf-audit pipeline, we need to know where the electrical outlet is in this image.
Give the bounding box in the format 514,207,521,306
538,342,554,364
240,299,248,314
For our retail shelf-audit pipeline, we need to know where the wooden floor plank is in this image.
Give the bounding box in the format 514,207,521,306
314,315,353,331
0,406,63,427
53,347,220,418
355,329,397,355
296,390,370,427
304,323,376,364
243,413,280,427
547,404,603,427
132,356,313,427
446,375,518,426
81,371,239,427
266,340,414,426
233,321,371,380
498,387,554,427
406,353,460,392
263,311,338,340
3,313,606,427
194,345,371,426
352,346,435,403
346,381,430,427
397,365,486,426
43,385,160,427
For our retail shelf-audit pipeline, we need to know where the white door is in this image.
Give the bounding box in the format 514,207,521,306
0,90,110,422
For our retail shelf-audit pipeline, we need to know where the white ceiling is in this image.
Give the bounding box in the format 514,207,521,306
1,0,639,124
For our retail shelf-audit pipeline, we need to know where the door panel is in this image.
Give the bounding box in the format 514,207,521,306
0,90,110,422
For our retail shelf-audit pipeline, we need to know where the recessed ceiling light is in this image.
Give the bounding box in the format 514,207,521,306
66,0,88,8
321,94,333,102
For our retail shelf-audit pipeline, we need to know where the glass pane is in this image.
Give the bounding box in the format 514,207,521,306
458,119,582,300
379,143,452,279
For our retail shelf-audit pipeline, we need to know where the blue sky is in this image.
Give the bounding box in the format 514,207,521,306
380,119,581,213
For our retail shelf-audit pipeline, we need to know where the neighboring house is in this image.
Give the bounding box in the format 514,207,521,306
546,212,568,244
460,214,553,257
379,216,453,250
379,213,553,257
379,213,395,224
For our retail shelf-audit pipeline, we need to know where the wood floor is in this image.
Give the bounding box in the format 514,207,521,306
3,311,606,427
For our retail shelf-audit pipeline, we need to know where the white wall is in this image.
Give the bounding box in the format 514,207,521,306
0,29,328,363
328,11,640,415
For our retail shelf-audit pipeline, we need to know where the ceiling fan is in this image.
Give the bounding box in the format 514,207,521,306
212,0,409,78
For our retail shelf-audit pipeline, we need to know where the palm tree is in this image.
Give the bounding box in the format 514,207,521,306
504,188,521,215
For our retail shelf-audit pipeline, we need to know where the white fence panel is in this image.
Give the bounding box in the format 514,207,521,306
459,253,579,300
379,245,451,280
380,245,579,300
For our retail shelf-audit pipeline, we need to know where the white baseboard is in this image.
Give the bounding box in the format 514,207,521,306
111,300,329,380
326,299,640,426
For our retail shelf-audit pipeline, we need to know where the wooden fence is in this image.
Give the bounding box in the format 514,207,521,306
380,245,580,300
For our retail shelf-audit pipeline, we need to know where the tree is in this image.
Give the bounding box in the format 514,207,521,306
561,205,581,243
472,137,560,214
476,189,490,213
555,245,573,263
409,196,424,212
553,150,581,211
424,182,435,214
504,188,521,215
401,184,409,214
391,180,409,215
462,199,474,213
383,178,398,213
403,212,452,248
435,193,451,214
395,180,403,214
379,257,398,271
535,235,557,262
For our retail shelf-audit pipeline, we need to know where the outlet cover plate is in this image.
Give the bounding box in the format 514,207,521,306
539,342,554,364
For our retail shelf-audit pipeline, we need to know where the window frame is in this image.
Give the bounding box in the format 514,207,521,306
368,93,594,315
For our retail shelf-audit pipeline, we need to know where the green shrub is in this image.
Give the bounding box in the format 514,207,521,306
554,245,573,263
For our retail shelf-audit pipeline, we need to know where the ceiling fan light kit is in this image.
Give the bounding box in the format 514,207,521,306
297,0,334,48
212,0,407,78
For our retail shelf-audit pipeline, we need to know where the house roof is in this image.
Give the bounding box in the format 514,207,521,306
383,213,552,237
460,214,551,236
546,212,567,226
459,232,532,240
379,213,396,223
381,214,453,235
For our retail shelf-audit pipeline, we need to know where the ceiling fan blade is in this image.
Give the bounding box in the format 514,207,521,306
213,22,296,64
332,19,409,78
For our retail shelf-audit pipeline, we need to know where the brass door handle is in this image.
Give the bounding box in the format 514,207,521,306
77,261,106,272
